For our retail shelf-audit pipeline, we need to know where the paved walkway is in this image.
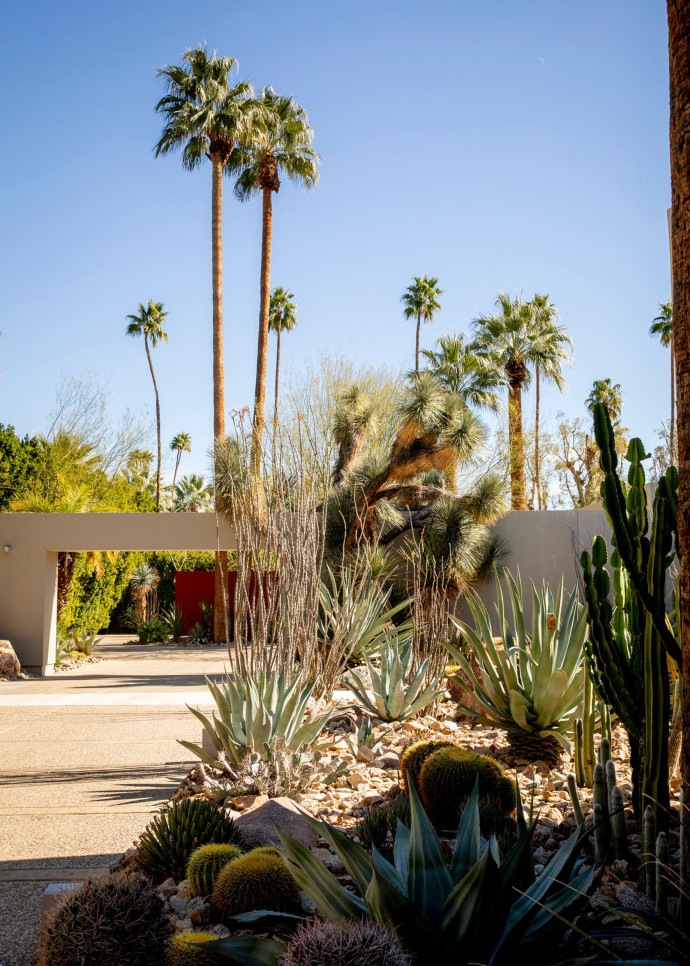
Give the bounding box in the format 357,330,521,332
0,637,229,965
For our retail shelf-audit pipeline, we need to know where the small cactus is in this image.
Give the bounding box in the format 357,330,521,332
655,832,669,917
35,873,170,966
283,919,411,966
610,786,628,860
187,843,243,897
399,738,455,796
417,746,515,833
211,848,301,923
643,804,657,899
169,931,222,965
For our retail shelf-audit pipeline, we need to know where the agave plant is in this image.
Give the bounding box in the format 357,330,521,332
344,640,443,722
318,564,413,664
447,571,587,763
276,781,594,963
180,672,332,767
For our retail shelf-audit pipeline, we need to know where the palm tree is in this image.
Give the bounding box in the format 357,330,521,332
650,300,675,464
586,378,624,426
667,0,690,883
154,46,256,642
269,287,298,432
129,563,160,623
174,474,214,512
401,276,443,372
230,88,320,469
125,301,168,509
473,292,554,510
421,333,500,492
170,432,191,487
527,295,573,509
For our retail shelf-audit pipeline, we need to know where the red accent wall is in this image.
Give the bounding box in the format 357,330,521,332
174,571,276,636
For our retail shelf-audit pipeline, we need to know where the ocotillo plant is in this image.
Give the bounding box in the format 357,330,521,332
580,402,676,827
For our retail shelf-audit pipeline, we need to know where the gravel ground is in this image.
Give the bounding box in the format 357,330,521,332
0,883,44,966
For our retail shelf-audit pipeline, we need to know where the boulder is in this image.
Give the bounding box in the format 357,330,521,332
233,796,320,850
0,640,21,679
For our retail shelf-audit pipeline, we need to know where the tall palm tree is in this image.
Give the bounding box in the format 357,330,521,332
667,0,690,880
473,292,553,510
155,47,256,642
230,88,320,469
170,432,191,487
269,287,298,432
174,474,214,512
527,295,573,510
126,301,168,509
586,378,624,426
401,276,443,372
650,300,675,464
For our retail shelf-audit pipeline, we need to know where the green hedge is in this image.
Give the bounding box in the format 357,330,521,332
59,552,146,635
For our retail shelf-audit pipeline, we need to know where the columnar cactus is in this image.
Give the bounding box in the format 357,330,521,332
580,402,676,825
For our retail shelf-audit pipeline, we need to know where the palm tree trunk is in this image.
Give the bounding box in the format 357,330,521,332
671,338,677,465
535,361,541,510
211,150,229,644
251,186,273,473
172,451,181,488
668,0,690,896
143,333,162,510
508,381,526,510
415,312,421,372
57,551,76,621
274,325,281,434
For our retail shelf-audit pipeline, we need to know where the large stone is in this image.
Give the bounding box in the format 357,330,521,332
233,796,320,850
0,640,21,678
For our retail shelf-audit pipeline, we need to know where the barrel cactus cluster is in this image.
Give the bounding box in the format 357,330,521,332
187,843,243,897
211,847,302,922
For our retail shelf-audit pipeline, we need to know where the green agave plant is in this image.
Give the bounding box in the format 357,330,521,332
446,571,587,762
180,672,332,767
276,781,594,963
344,640,443,722
318,564,413,664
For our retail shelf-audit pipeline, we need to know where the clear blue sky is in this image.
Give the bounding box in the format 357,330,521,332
0,0,672,479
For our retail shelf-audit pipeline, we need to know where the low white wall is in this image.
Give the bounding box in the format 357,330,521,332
0,508,612,675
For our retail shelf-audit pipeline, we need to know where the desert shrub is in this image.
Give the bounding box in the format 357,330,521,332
137,618,169,644
59,551,146,635
35,872,169,966
137,798,241,882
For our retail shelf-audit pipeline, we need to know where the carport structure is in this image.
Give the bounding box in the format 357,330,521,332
0,513,237,675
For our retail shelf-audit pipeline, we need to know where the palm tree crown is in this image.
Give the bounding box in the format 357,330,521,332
586,378,623,425
154,47,255,167
650,300,673,347
421,333,501,411
174,474,214,512
269,287,298,335
170,432,191,487
401,276,444,372
230,87,320,200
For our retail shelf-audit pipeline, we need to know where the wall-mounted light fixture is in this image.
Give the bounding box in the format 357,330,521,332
3,545,11,553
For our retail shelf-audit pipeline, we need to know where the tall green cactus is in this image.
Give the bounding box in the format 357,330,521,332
580,402,676,825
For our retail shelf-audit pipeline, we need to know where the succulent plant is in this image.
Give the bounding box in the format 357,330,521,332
399,737,456,795
186,843,243,897
35,873,169,966
355,796,411,857
284,919,411,966
447,571,587,764
211,848,301,923
417,745,515,833
344,640,444,722
169,931,223,965
181,672,332,767
137,798,242,882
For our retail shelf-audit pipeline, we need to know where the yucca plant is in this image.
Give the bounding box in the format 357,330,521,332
276,781,594,963
180,672,332,767
446,571,587,764
344,640,443,722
